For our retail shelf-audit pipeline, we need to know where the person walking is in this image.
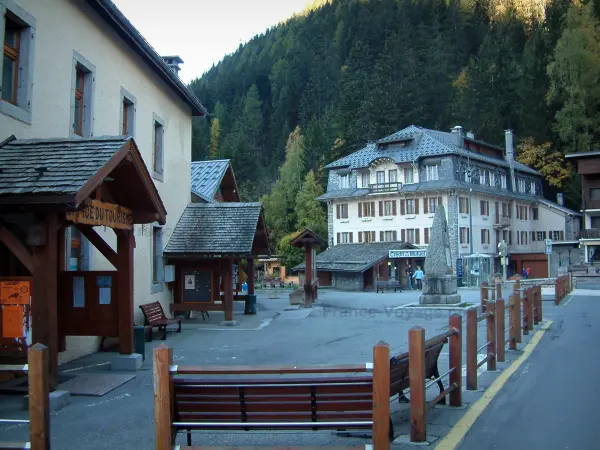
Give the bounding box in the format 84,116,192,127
413,266,424,290
406,264,413,290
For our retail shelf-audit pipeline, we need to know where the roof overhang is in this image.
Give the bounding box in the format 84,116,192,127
290,228,328,249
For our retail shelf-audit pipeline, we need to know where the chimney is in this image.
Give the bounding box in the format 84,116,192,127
504,129,514,161
466,131,475,139
557,193,564,206
162,55,184,76
451,126,464,147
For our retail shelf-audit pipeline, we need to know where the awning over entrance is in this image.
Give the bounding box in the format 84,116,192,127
0,135,167,389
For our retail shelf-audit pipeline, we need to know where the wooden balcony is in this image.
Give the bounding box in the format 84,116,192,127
369,182,402,194
493,217,511,229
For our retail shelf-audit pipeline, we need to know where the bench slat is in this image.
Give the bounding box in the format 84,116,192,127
179,447,368,450
172,420,373,429
175,365,371,375
175,393,373,403
174,383,373,397
174,376,373,385
176,412,374,422
177,399,373,414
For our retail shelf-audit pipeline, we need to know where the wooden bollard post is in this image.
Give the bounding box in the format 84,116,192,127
29,344,50,450
537,285,543,321
569,273,573,292
514,291,522,344
487,301,496,371
154,344,173,450
449,314,462,407
527,288,534,332
533,286,540,325
554,277,560,305
480,282,488,313
496,281,502,302
523,288,530,333
514,279,520,292
496,299,505,362
508,295,517,351
373,341,391,450
466,307,477,390
409,327,426,443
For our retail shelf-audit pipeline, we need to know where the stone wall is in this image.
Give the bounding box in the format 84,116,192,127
333,272,364,290
327,203,334,247
446,192,459,272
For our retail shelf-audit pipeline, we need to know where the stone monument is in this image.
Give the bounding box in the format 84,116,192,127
419,205,461,304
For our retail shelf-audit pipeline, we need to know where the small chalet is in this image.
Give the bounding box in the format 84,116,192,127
164,159,270,321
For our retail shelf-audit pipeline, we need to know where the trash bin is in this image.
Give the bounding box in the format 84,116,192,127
134,325,146,361
244,294,257,315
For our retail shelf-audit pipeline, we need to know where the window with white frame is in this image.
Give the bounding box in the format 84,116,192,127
120,87,136,137
428,197,438,214
341,232,350,244
153,115,165,180
406,229,416,244
552,231,561,241
500,174,507,189
71,52,95,137
376,171,385,184
480,200,490,216
384,230,395,242
460,227,470,244
152,225,164,292
481,229,490,245
537,231,544,241
389,169,398,183
383,200,394,216
335,203,348,219
338,173,349,189
406,199,416,214
361,172,369,188
404,167,414,184
0,5,35,123
459,197,469,214
426,165,439,181
517,178,526,193
532,208,539,220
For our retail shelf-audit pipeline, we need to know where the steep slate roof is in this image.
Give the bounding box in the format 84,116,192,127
190,160,230,203
325,125,539,175
293,241,416,273
0,136,128,197
317,180,538,202
164,203,265,257
87,0,206,116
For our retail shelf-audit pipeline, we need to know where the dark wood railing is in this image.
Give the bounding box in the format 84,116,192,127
368,182,402,193
580,228,600,239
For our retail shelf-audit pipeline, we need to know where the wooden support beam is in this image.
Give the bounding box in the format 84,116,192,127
31,214,59,389
247,257,255,295
372,341,390,450
224,259,234,321
76,225,118,268
448,314,462,407
57,227,67,353
304,246,313,308
0,223,35,273
466,307,477,390
117,230,134,354
154,344,173,450
537,285,543,321
29,344,50,450
409,326,426,442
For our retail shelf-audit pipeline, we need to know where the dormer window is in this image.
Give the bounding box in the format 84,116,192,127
500,174,507,189
426,165,438,181
404,167,414,184
338,173,349,189
389,170,398,183
376,171,385,184
361,172,369,188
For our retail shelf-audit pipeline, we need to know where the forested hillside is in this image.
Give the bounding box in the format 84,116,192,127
189,0,600,259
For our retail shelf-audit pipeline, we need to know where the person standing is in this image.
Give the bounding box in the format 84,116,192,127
413,266,424,290
406,263,413,290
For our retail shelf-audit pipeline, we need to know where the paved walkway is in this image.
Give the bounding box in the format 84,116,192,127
456,289,600,450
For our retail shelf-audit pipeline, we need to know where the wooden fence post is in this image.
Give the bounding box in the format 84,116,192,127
533,286,540,325
508,295,517,351
409,327,426,443
514,291,522,344
466,307,477,390
496,281,502,303
514,279,520,293
480,282,488,313
537,285,543,322
555,277,560,305
373,341,391,450
487,301,496,371
522,289,530,336
496,299,505,363
154,344,173,450
449,314,462,407
527,288,534,332
29,343,50,450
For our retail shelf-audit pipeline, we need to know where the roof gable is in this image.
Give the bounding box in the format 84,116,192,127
190,159,240,203
164,202,269,257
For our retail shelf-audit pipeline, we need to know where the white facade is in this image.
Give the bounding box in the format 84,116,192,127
0,0,200,362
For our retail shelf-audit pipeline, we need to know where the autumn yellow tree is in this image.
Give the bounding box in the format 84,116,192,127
517,137,571,188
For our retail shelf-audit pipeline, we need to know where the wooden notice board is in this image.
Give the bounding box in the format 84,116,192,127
66,199,133,230
182,269,212,303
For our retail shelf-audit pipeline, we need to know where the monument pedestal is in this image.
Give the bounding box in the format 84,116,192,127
419,275,461,305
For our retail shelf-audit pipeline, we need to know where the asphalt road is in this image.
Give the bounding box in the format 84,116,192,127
457,290,600,450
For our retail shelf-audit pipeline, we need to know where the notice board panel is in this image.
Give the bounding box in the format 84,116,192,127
182,269,212,303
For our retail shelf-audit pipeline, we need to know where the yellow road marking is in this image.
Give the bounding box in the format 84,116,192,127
435,320,553,450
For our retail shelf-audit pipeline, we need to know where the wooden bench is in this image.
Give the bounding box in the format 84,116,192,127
139,301,182,341
376,280,401,293
389,333,448,403
154,343,392,450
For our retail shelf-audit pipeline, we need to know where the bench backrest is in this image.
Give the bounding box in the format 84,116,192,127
139,301,167,325
389,337,446,397
172,375,374,428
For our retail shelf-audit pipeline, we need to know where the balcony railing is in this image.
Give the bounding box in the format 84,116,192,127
493,217,511,228
580,228,600,239
368,182,402,194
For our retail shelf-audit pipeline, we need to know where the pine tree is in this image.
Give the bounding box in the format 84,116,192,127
295,170,327,238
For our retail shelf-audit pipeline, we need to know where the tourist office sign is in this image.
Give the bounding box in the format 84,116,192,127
66,200,133,230
389,249,427,259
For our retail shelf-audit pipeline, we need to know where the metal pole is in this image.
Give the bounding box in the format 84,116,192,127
547,253,551,278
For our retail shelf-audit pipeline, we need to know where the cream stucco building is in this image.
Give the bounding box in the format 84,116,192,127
0,0,206,362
